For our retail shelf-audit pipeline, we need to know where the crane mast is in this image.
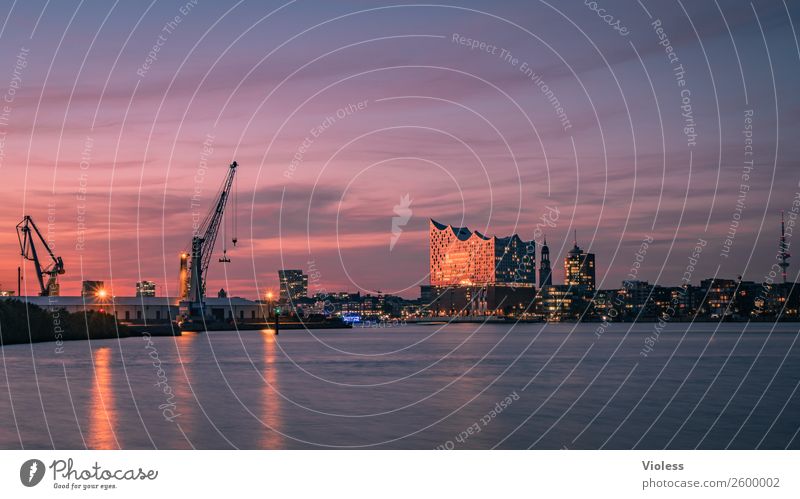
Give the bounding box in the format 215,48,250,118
16,215,65,296
186,161,238,317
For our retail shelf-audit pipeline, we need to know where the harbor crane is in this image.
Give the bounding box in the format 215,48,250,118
185,161,238,318
16,215,65,296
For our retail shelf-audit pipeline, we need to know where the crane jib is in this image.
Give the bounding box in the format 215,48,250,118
186,161,238,310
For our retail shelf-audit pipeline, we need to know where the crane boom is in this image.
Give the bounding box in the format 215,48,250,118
187,161,238,312
16,215,65,296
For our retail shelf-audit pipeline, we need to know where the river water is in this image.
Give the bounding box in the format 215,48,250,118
0,322,798,449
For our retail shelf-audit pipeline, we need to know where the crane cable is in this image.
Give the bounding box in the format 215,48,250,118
233,173,238,247
220,185,228,261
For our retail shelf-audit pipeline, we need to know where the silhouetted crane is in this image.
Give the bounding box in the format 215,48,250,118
185,161,238,318
16,216,65,296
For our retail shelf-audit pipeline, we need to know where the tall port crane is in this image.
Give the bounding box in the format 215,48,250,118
16,215,65,296
185,161,238,317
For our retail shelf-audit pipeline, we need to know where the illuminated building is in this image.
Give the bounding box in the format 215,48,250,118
136,280,156,297
429,219,535,287
700,278,737,318
278,270,308,302
423,284,536,317
564,237,595,291
424,220,536,316
539,285,574,321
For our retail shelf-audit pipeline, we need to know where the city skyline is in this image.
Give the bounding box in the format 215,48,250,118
2,0,800,466
0,1,798,299
2,208,795,300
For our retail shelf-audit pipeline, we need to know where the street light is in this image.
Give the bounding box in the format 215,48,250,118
266,291,274,320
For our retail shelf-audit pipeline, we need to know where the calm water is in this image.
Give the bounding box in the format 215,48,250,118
0,322,798,449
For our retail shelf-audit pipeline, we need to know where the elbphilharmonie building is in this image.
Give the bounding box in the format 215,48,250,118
429,219,536,287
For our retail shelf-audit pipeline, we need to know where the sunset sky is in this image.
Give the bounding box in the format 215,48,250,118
0,0,798,298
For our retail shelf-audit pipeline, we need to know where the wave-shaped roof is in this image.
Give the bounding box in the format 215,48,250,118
430,219,489,241
429,219,529,243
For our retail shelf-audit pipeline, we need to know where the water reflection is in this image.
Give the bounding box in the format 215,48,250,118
87,347,119,449
173,332,197,446
261,330,283,448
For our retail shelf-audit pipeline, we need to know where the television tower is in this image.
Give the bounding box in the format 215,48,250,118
778,211,790,283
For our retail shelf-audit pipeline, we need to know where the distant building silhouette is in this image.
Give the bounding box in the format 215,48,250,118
539,236,552,286
779,211,790,284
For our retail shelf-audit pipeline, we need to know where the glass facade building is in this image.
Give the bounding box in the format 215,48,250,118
429,219,535,287
564,242,596,291
278,269,308,302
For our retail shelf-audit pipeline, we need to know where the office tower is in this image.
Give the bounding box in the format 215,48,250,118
564,234,595,291
278,269,308,302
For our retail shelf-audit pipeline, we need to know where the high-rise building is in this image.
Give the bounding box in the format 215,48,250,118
564,236,595,291
81,280,106,298
278,270,308,302
136,280,156,297
429,219,535,287
539,236,552,286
